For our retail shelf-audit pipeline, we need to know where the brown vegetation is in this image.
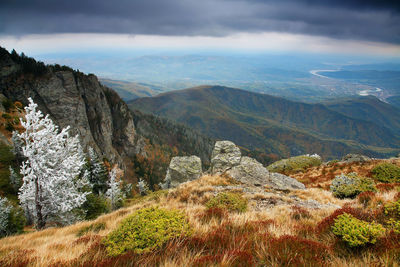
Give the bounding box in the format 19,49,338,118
290,158,400,189
1,160,400,266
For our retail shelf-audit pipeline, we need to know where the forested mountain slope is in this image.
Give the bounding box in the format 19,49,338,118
129,86,400,160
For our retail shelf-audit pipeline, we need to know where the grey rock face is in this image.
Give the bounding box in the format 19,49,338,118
164,156,202,188
211,141,241,174
267,172,305,191
225,154,305,191
0,52,137,173
341,154,371,163
294,199,340,209
227,156,269,186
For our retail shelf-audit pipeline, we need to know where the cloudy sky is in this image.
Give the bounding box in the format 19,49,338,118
0,0,399,56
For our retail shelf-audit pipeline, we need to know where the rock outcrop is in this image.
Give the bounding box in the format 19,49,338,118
227,156,270,186
267,172,305,191
0,48,137,173
211,140,241,174
341,154,371,163
163,156,202,188
211,140,305,191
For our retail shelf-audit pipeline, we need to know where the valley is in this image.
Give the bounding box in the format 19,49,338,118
129,85,400,162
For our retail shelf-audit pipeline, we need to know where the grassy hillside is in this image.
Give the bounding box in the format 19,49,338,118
1,158,400,266
128,86,400,160
324,95,400,136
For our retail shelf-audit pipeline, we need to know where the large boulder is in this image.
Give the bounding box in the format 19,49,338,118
227,156,270,186
163,156,202,188
211,141,241,174
227,156,305,190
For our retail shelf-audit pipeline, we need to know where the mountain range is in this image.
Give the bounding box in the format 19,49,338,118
129,85,400,160
1,46,399,177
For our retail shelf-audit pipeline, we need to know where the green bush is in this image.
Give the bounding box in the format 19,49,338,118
267,154,322,174
82,193,110,220
331,213,385,247
330,173,376,199
386,219,400,234
384,199,400,219
104,207,191,256
77,221,106,237
384,200,400,233
205,192,248,212
372,163,400,183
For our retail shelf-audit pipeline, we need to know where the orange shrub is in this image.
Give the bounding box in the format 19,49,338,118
357,191,376,207
262,235,331,267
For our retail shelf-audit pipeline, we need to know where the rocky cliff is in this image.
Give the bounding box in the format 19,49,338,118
0,47,214,184
0,47,137,174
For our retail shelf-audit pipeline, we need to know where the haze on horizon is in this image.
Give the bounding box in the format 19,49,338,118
0,0,399,57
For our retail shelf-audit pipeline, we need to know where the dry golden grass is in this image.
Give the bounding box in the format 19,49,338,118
1,170,399,266
291,188,350,207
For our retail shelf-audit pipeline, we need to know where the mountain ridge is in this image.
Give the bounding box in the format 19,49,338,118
129,85,400,160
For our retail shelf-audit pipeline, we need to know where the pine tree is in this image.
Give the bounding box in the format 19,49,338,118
18,98,89,229
87,147,108,194
106,167,123,210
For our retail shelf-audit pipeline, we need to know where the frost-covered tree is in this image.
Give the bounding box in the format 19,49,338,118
11,131,23,156
87,147,108,194
9,166,21,192
11,130,25,165
106,167,123,210
0,197,11,237
0,196,25,237
138,178,149,196
123,183,134,198
18,98,89,229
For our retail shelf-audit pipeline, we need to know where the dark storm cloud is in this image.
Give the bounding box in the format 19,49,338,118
0,0,399,43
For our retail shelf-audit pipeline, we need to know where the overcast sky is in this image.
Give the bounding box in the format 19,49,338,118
0,0,399,56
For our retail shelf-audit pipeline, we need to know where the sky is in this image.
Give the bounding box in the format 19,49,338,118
0,0,399,56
